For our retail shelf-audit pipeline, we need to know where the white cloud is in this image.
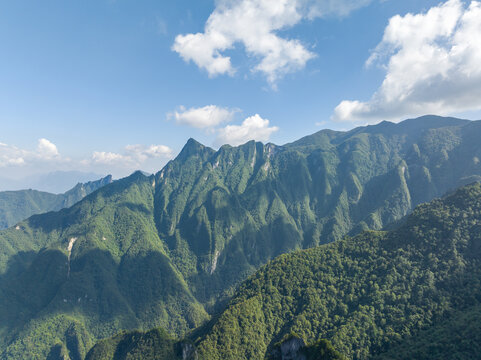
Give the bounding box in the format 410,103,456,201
125,144,173,161
37,138,59,158
171,105,236,128
215,114,279,146
0,144,25,167
91,151,126,165
0,138,61,167
0,139,173,179
173,0,373,85
92,144,173,165
333,0,481,123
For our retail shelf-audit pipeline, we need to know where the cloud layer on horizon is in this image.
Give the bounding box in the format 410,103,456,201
91,144,173,166
332,0,481,123
0,139,174,179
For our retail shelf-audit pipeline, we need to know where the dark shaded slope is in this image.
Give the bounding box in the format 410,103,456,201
85,328,179,360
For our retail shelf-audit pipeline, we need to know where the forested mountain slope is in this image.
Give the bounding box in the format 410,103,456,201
192,182,481,359
154,115,481,307
1,116,481,358
0,173,208,359
373,304,481,360
0,175,113,230
86,182,481,360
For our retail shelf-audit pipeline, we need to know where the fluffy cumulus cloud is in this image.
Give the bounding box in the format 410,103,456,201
92,144,173,165
37,138,59,159
170,105,236,128
333,0,481,123
91,151,126,165
0,143,26,167
0,138,60,167
169,104,279,146
125,144,173,162
215,114,279,146
173,0,373,85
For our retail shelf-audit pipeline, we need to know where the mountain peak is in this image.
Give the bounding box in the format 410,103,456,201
177,138,214,160
183,138,204,151
400,115,470,129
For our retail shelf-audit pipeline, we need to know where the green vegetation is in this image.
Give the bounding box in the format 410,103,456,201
267,334,345,360
373,304,481,360
85,328,179,360
2,116,481,358
193,183,481,359
155,116,481,310
303,339,345,360
0,172,208,359
0,175,112,229
87,182,481,360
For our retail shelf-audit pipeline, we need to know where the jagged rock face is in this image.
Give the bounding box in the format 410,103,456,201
181,343,198,360
277,338,307,360
46,344,70,360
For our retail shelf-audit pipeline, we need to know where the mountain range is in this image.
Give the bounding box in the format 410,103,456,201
0,175,113,230
0,171,105,193
1,115,481,359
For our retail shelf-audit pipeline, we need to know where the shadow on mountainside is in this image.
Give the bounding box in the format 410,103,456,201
0,245,208,359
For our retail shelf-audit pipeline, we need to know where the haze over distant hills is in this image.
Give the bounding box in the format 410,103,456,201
1,115,481,359
0,171,105,194
0,175,113,230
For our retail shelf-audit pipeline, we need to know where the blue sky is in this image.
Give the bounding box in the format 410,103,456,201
1,0,481,180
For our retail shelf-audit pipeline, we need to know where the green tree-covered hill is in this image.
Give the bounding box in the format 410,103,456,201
192,182,481,359
86,182,481,360
1,116,481,358
0,172,208,359
0,175,113,230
